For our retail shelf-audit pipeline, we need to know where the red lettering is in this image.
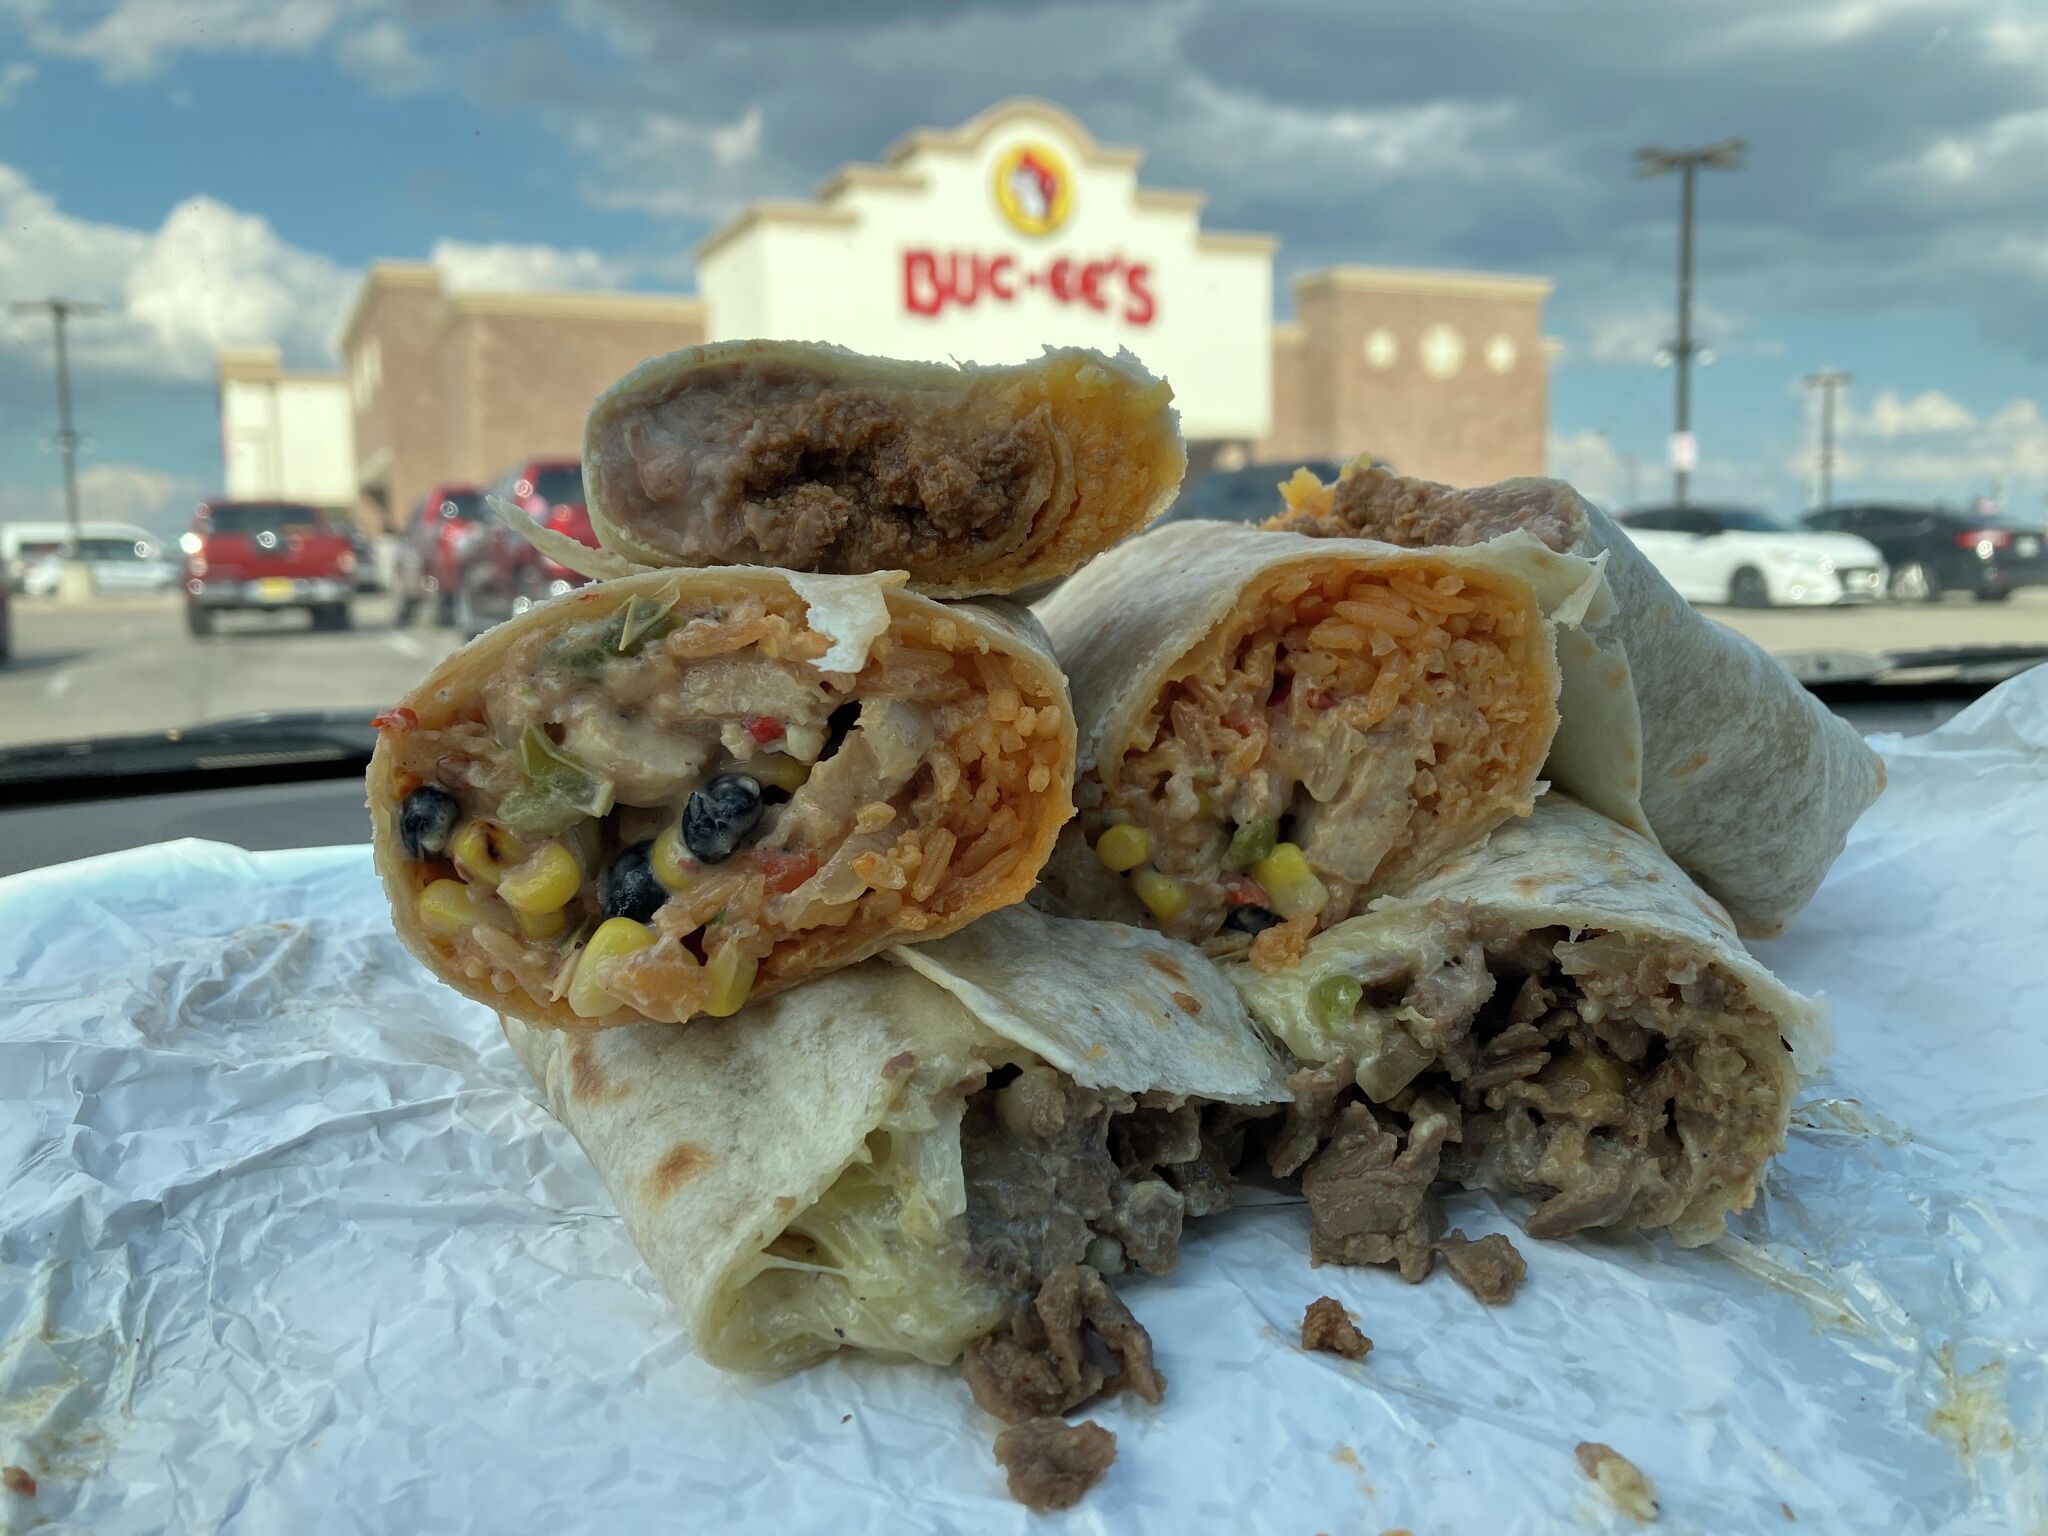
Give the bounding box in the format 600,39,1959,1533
1124,263,1156,325
1048,257,1074,302
988,255,1016,300
1079,260,1112,311
903,250,943,317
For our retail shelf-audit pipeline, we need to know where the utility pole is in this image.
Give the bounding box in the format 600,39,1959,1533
9,297,109,556
1803,370,1852,509
1636,139,1746,506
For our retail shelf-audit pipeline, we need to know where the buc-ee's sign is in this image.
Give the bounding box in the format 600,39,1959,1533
902,250,1156,325
900,136,1157,326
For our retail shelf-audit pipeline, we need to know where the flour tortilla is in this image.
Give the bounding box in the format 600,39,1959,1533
1236,794,1827,1248
503,912,1288,1373
368,566,1075,1031
1269,464,1884,935
571,339,1187,597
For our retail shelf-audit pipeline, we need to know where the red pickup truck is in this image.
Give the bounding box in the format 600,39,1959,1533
456,458,597,636
181,500,357,637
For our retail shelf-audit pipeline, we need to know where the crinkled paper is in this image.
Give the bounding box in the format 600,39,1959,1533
4,671,2046,1534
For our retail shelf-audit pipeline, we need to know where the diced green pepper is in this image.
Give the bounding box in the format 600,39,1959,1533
1224,817,1278,872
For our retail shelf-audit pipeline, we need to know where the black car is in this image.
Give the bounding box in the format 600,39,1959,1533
1802,502,2048,602
1158,459,1347,525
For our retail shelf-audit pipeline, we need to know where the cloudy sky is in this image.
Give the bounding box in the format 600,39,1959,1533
3,0,2046,534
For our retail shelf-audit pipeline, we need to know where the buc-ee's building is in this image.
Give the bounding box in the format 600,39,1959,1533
219,99,1555,534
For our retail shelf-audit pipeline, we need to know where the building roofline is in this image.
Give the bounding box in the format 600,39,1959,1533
339,261,442,352
1199,229,1281,255
440,290,707,325
1294,264,1553,301
1271,321,1308,347
882,97,1144,171
696,200,861,264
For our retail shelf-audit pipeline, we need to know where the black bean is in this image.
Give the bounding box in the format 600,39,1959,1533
600,841,667,923
821,700,861,760
682,773,764,864
398,785,460,859
1224,905,1283,935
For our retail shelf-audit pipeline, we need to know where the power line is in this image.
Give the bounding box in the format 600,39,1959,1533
1636,138,1746,507
1804,369,1853,509
8,296,111,557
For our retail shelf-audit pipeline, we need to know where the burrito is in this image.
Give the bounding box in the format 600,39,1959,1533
1268,462,1884,935
369,567,1075,1030
1234,794,1827,1280
1033,519,1612,970
501,905,1290,1376
577,340,1187,596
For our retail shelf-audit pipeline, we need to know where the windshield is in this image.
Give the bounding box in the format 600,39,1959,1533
208,505,330,535
1,6,2043,764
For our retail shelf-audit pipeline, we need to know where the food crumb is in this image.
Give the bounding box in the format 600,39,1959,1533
840,1414,852,1424
2,1466,34,1498
1781,1503,1796,1521
1301,1296,1372,1359
1435,1229,1527,1305
993,1417,1116,1511
1575,1442,1659,1522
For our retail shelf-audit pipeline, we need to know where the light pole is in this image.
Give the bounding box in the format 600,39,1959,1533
1635,139,1746,506
9,296,110,556
1803,369,1852,510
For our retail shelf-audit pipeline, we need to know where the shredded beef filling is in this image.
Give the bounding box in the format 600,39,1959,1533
1285,919,1790,1280
992,1417,1118,1511
1433,1229,1527,1305
1300,1296,1372,1359
589,359,1059,572
961,1263,1166,1425
1268,460,1587,555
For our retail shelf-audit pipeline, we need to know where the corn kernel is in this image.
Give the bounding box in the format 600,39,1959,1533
781,723,827,762
1131,868,1189,923
567,917,658,1019
703,941,759,1018
651,825,696,892
416,878,486,937
497,841,582,915
517,905,571,942
1094,823,1151,873
450,820,527,888
748,753,812,793
1251,842,1330,920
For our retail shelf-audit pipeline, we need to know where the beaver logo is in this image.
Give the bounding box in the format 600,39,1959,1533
993,142,1072,236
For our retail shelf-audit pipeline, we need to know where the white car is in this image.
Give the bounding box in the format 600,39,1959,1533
21,536,183,597
1613,505,1887,607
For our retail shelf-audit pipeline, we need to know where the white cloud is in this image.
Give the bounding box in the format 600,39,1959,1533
4,0,352,82
0,61,35,106
0,161,356,380
0,463,206,536
1548,429,1623,507
334,17,433,96
1575,300,1764,367
430,239,626,293
1843,388,1977,437
570,101,768,218
1831,389,2048,491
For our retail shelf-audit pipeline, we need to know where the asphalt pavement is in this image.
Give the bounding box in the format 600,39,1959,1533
2,587,2045,752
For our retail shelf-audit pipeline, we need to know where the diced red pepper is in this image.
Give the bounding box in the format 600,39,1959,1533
1305,687,1336,710
1224,874,1270,907
744,714,786,745
370,706,418,733
756,849,820,894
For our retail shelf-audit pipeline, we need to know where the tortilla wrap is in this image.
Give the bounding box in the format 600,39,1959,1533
503,905,1290,1373
1031,518,1623,970
571,340,1186,597
1269,463,1884,935
1235,794,1826,1279
369,567,1075,1030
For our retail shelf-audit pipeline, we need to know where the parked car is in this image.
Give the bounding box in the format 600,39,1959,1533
344,524,383,593
456,459,597,636
180,500,357,636
0,569,10,665
1801,502,2048,603
392,482,487,627
1,520,162,589
20,534,181,597
1159,459,1348,525
1613,504,1886,607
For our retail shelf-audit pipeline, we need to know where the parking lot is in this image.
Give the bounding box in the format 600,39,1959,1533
2,586,2044,752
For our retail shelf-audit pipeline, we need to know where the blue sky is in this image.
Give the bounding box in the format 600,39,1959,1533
3,0,2047,534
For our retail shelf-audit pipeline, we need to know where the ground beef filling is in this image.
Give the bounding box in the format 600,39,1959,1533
1089,561,1546,968
589,359,1061,572
992,1417,1118,1511
1300,1296,1372,1359
1282,922,1789,1280
1268,460,1587,555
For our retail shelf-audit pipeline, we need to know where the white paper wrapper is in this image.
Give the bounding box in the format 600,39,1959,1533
4,671,2046,1534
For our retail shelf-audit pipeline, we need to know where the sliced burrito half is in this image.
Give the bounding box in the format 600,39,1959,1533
1033,519,1617,971
369,568,1074,1029
502,905,1290,1374
1234,794,1827,1280
579,340,1187,596
1267,461,1884,936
